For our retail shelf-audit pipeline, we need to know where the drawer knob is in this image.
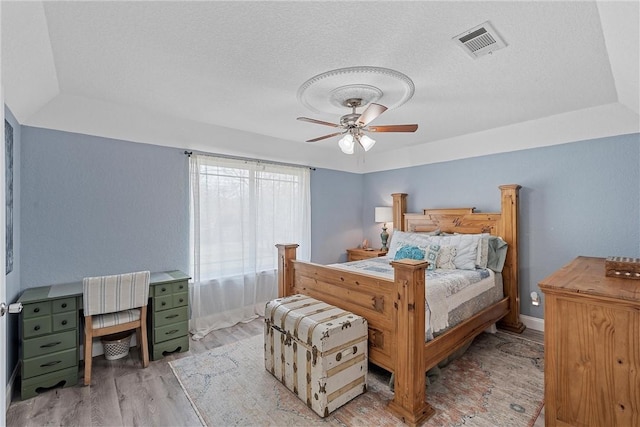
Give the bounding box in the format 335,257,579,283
178,298,184,303
179,285,184,290
41,360,61,368
61,320,68,326
166,329,179,335
166,314,179,319
161,302,167,306
34,325,40,331
61,303,67,308
162,287,167,292
34,308,40,313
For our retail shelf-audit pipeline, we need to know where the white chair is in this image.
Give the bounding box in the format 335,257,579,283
82,271,150,385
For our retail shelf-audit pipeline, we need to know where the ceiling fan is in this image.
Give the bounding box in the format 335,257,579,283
297,98,418,154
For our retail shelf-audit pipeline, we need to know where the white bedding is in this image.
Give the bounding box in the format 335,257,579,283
330,256,497,336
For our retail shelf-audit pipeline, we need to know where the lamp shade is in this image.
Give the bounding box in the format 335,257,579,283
374,207,393,223
338,134,355,154
359,134,376,151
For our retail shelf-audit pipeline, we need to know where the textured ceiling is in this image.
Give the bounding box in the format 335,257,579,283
2,1,639,172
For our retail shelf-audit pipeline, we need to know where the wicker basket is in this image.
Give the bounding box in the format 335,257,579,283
101,331,133,360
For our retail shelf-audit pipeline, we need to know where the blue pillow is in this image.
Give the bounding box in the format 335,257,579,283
423,244,441,270
394,244,441,270
394,245,425,261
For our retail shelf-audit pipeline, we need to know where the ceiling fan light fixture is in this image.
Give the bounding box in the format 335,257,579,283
359,134,376,151
338,133,355,154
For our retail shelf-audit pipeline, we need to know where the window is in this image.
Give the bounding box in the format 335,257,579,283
188,154,310,339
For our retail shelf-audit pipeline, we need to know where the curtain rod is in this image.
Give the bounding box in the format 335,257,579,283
183,150,316,171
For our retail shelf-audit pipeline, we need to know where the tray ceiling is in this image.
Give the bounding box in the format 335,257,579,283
2,1,638,172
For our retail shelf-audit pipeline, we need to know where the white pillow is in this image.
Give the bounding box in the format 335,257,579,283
387,230,439,259
436,246,457,269
426,233,488,270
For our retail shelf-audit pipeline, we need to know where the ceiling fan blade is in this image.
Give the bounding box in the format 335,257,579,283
306,131,345,143
367,124,418,133
297,117,340,127
356,103,388,126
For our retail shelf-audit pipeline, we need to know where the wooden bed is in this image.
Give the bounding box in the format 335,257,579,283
276,184,524,425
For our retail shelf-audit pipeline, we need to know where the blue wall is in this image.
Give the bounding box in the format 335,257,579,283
361,134,640,317
10,122,640,384
310,168,363,264
19,127,366,286
19,126,640,319
21,127,190,286
4,106,21,383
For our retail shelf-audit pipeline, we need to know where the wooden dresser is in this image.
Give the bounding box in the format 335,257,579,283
539,256,640,426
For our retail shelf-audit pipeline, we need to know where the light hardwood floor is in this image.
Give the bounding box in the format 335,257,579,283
7,320,264,426
7,321,544,426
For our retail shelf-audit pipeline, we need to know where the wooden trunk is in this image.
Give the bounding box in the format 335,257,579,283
264,294,368,418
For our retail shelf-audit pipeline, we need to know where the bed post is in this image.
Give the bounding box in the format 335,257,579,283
497,185,525,333
387,259,434,426
275,244,298,297
392,193,407,231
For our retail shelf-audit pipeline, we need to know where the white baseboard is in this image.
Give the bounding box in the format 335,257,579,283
6,361,19,411
520,314,544,332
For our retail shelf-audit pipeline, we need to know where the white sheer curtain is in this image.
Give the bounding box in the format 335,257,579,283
188,155,310,340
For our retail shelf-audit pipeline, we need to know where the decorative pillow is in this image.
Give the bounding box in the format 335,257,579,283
426,234,484,270
423,244,441,270
487,236,508,272
394,245,425,261
475,234,491,268
387,230,438,259
436,246,457,269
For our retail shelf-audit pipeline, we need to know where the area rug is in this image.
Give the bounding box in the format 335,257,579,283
169,331,544,426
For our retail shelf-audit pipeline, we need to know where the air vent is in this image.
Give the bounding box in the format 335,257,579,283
453,21,507,59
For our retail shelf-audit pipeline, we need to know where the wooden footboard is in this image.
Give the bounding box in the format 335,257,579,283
275,184,522,425
277,244,434,424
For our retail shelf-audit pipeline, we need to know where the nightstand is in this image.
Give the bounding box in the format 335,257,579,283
346,248,387,262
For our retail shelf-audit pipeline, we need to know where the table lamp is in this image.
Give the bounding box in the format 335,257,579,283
374,207,393,251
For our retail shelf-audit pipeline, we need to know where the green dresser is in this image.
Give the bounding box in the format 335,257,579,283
19,292,79,400
148,272,190,361
17,270,190,400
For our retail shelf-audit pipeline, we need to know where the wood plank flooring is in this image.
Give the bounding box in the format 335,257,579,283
7,321,544,426
7,320,264,427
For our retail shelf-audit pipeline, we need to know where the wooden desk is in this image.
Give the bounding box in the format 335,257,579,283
539,256,640,426
17,270,190,400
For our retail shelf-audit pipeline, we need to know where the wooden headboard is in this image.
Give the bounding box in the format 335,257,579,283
390,184,523,332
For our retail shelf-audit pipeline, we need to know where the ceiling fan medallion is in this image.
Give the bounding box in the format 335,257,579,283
297,66,415,115
329,84,383,110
